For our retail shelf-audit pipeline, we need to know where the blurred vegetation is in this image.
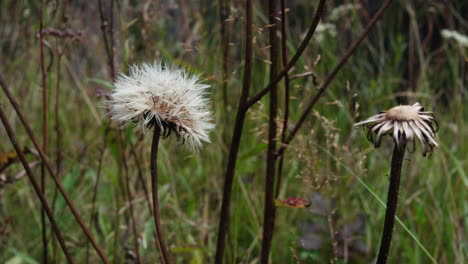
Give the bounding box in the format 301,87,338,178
0,0,466,263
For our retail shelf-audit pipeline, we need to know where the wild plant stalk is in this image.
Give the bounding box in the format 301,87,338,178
275,0,290,199
0,75,111,264
215,1,326,261
0,106,75,264
51,46,63,264
51,52,63,211
214,0,253,262
150,125,171,264
39,0,48,262
377,140,407,264
261,0,280,262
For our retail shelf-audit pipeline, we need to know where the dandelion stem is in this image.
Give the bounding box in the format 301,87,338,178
150,125,171,264
377,140,407,264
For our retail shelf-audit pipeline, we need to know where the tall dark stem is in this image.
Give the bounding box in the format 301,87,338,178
275,0,290,199
214,0,253,262
150,125,171,264
376,141,407,264
261,0,279,262
39,0,48,262
0,106,75,264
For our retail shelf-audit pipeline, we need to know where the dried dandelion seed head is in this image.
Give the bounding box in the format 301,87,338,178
109,61,214,150
354,102,438,156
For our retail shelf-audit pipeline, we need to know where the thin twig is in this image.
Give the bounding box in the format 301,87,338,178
150,125,171,264
214,0,253,262
275,0,395,159
0,106,75,264
51,49,63,264
0,75,111,264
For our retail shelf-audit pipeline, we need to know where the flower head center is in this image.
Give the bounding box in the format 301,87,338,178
386,105,420,121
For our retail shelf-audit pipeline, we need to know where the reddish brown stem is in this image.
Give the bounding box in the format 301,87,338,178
214,0,253,262
150,125,171,264
0,76,111,264
0,106,75,264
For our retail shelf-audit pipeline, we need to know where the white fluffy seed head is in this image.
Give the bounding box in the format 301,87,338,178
109,61,214,150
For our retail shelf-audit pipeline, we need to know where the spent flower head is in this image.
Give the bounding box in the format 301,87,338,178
354,102,438,156
109,61,214,149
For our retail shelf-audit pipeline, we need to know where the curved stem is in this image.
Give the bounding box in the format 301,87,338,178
376,141,407,264
150,125,171,264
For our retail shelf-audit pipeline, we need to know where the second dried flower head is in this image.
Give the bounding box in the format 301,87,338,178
354,102,438,156
110,61,214,149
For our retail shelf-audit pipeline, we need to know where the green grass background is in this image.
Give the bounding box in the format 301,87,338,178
0,0,466,263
